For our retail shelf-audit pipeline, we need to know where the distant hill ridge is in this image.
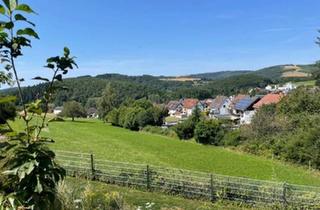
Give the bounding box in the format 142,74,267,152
187,64,318,80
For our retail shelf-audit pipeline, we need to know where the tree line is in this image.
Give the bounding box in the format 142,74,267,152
2,73,273,108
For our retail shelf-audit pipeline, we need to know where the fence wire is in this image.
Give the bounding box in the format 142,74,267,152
55,150,320,208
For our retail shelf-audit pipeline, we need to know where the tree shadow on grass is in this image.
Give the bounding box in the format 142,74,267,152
49,118,97,124
65,119,97,124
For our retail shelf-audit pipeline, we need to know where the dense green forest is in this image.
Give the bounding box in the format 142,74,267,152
2,72,271,107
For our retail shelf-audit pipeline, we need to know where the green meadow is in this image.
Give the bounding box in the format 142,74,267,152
10,118,320,186
293,80,316,87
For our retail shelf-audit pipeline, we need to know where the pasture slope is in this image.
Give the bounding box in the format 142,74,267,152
11,118,320,186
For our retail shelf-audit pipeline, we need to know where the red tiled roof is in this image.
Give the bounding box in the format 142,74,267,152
183,99,199,109
253,93,283,109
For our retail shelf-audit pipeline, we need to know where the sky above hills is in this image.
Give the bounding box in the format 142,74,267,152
8,0,320,85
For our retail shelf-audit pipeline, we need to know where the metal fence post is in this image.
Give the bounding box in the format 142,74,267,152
90,154,95,180
309,160,312,170
210,174,215,202
146,165,151,190
282,182,288,207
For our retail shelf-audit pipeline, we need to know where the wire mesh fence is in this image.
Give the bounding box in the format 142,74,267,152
55,150,320,208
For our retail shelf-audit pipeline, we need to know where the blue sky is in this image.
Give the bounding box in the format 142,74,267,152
10,0,320,85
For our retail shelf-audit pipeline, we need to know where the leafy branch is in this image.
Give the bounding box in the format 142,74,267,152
0,0,77,208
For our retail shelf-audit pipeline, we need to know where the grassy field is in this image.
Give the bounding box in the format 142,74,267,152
293,80,316,87
165,116,180,123
10,118,320,186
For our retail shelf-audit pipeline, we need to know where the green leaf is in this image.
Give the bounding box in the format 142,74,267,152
3,0,16,11
14,14,35,26
27,99,43,115
47,56,59,63
55,74,62,81
64,47,70,57
1,58,10,63
25,160,37,175
0,5,6,14
2,167,18,176
4,21,13,29
2,0,10,9
8,197,16,209
35,176,43,193
5,64,12,70
0,31,8,38
14,13,26,21
10,160,38,182
15,3,36,14
44,63,55,69
17,27,39,39
33,76,49,82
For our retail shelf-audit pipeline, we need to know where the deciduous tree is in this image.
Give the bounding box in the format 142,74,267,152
61,101,86,121
194,120,224,145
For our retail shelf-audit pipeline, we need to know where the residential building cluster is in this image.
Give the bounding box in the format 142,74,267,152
165,82,296,125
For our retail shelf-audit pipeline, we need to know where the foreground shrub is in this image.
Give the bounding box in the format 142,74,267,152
57,181,125,210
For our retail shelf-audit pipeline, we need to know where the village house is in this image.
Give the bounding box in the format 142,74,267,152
265,82,296,93
253,93,283,109
229,94,248,115
209,96,232,119
53,106,63,115
278,82,296,93
234,96,261,125
201,98,214,111
166,100,183,117
87,107,99,118
182,98,204,117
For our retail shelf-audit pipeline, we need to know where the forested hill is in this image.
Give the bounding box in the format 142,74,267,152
189,64,319,80
188,70,252,80
2,73,271,107
1,63,318,107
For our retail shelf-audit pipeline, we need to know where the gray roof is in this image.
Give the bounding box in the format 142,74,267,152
166,101,182,110
210,96,228,110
